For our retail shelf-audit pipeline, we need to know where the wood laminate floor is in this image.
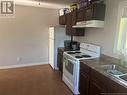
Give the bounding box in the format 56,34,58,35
0,64,73,95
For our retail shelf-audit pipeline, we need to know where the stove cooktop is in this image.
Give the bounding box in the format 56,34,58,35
75,55,92,59
64,43,100,61
66,51,93,60
67,51,81,54
75,56,83,58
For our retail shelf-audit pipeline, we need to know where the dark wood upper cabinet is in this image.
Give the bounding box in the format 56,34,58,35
66,12,73,35
59,15,66,25
71,10,77,25
66,10,85,36
59,3,106,36
77,7,85,22
76,3,106,22
66,10,77,26
85,3,106,21
66,12,72,26
66,26,72,35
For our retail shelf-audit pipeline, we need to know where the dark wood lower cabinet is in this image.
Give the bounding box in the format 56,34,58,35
108,79,127,93
79,62,127,95
79,71,89,95
57,48,65,75
89,81,106,95
57,52,63,73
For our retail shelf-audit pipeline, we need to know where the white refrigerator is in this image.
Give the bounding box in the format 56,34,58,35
49,26,70,70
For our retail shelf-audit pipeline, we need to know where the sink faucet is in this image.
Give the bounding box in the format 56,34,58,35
112,65,116,70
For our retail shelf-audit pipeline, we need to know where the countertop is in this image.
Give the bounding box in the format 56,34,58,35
81,55,127,89
58,47,74,53
58,47,69,52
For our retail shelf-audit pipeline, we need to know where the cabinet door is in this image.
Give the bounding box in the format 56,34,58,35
77,7,85,22
57,53,63,73
89,81,106,95
66,25,72,35
66,12,72,26
66,10,76,26
59,15,66,25
108,79,127,93
72,28,85,36
92,3,106,21
85,4,106,21
66,11,85,36
85,5,93,21
79,72,89,95
71,10,77,25
66,12,73,35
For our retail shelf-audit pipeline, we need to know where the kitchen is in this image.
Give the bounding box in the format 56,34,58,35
0,0,127,95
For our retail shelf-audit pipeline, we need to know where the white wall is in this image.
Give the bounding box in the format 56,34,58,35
0,5,59,66
75,0,127,58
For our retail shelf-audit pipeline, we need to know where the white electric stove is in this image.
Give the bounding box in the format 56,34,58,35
62,43,101,94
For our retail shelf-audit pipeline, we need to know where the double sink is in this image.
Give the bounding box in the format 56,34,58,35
99,64,127,84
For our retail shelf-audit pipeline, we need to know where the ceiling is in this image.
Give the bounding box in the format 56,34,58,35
16,0,78,9
33,0,77,5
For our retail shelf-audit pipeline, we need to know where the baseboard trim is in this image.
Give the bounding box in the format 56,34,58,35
0,62,48,69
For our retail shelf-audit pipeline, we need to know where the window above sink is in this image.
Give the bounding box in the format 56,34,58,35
114,1,127,65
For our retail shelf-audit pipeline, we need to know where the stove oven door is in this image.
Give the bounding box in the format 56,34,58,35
63,55,80,94
65,59,74,75
63,56,76,90
63,56,75,78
